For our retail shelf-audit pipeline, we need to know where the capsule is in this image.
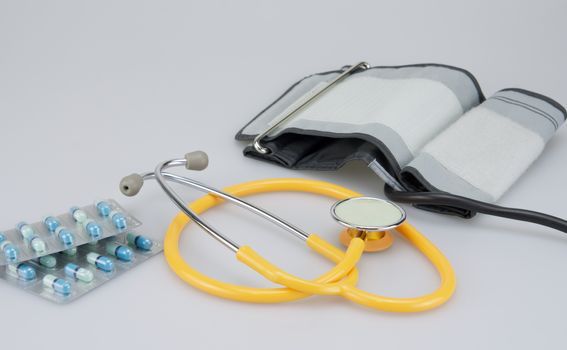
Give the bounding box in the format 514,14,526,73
127,233,153,251
1,241,18,262
55,226,75,246
43,274,71,295
64,263,94,283
16,222,35,239
83,220,102,239
70,207,88,223
16,222,46,253
110,211,127,230
43,216,61,232
86,252,114,272
37,255,57,268
96,201,112,217
7,263,36,281
106,243,133,262
61,247,77,256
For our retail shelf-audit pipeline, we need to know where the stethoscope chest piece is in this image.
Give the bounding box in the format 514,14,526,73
331,197,406,252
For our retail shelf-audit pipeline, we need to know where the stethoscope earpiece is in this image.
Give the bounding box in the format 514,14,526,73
119,173,144,197
184,151,209,171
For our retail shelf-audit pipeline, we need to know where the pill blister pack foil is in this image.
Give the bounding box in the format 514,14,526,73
0,199,141,265
0,232,163,304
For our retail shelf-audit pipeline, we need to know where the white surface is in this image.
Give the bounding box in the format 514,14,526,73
0,1,566,349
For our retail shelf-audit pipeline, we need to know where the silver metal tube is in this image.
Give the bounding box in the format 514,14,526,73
145,160,312,252
252,61,370,154
152,158,240,252
142,171,309,242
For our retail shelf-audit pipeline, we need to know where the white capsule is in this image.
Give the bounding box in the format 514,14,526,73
17,223,35,240
70,207,88,223
30,237,47,253
65,263,94,283
37,255,57,268
17,222,46,253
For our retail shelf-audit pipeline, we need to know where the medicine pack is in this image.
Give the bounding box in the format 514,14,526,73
0,199,162,304
0,199,141,265
0,232,162,304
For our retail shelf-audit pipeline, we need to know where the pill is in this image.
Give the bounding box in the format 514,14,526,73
38,255,57,268
43,216,61,232
8,263,36,281
0,240,18,263
127,233,153,251
96,201,112,217
106,243,133,262
16,222,35,238
110,211,127,230
30,238,47,253
83,220,102,239
86,252,114,272
43,274,71,295
16,222,47,253
70,207,88,223
55,227,75,246
61,247,77,256
64,263,94,283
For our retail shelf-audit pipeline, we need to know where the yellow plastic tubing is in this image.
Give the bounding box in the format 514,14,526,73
164,178,456,312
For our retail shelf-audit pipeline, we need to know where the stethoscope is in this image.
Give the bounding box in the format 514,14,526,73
119,151,456,312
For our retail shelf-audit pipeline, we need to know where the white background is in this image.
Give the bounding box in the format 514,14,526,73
1,1,566,349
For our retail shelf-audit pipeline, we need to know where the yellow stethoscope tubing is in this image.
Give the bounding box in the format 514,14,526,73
164,178,456,311
164,179,364,303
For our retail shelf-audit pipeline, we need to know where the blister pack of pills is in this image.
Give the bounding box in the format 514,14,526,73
0,232,162,303
0,199,141,265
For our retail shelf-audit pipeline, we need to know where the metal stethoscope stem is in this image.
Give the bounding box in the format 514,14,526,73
136,157,310,253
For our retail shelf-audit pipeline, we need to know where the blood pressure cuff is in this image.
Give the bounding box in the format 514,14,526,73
235,64,566,217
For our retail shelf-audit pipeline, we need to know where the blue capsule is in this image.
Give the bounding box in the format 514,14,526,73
43,216,61,232
43,274,71,295
0,240,18,263
106,243,133,262
86,252,114,272
126,233,153,251
55,227,75,246
110,211,127,230
96,201,112,217
8,263,36,281
84,220,102,239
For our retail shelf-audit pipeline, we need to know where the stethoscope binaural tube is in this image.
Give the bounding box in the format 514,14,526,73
120,152,364,301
